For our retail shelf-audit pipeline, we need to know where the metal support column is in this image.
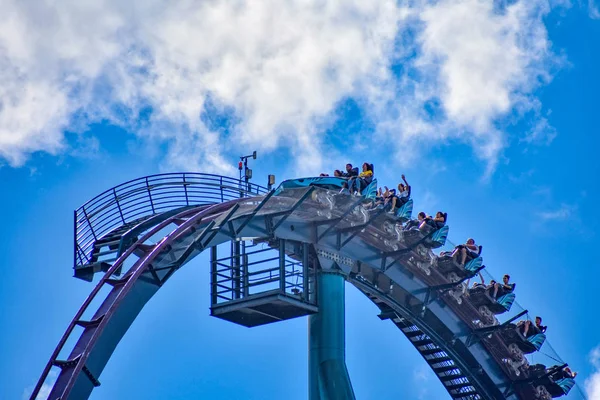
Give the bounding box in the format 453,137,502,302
232,240,241,299
302,243,309,302
309,269,355,400
279,239,286,292
210,246,218,305
242,241,249,297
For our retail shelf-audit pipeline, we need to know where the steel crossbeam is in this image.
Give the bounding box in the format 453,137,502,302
146,265,163,287
338,208,386,249
270,187,315,232
415,265,487,312
466,310,529,345
202,204,240,248
161,221,217,276
505,362,567,399
382,227,445,270
235,190,275,235
316,197,366,242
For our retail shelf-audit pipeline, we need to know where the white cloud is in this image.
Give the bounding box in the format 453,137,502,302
587,346,600,400
522,116,557,146
0,0,565,175
22,370,57,400
413,364,432,400
373,0,561,177
536,203,575,221
590,0,600,18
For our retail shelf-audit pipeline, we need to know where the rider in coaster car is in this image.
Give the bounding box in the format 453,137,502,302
452,238,480,266
348,163,374,195
519,316,547,337
491,274,515,299
406,211,426,230
375,187,384,202
419,211,446,232
372,187,394,208
335,163,359,178
385,188,398,210
469,271,488,289
339,181,350,194
387,174,411,214
366,187,386,209
552,366,577,379
369,186,392,208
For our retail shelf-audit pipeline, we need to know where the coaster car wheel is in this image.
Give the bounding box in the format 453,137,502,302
536,385,552,400
383,220,395,235
478,305,497,326
508,343,524,362
447,272,460,283
384,239,399,251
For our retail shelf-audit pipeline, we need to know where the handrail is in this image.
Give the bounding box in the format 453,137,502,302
74,173,268,268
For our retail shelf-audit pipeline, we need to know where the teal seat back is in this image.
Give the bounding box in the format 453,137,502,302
275,176,346,196
275,177,347,195
528,333,546,351
430,225,449,248
556,378,575,395
364,179,378,201
465,256,483,274
497,292,515,312
396,199,413,220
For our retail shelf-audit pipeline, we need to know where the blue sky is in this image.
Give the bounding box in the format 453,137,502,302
1,0,600,399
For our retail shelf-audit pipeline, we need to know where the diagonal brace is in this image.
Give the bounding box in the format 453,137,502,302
514,364,567,385
271,187,315,232
201,204,240,248
415,266,487,294
317,197,366,242
466,309,529,347
235,190,275,235
383,228,460,271
339,208,386,249
473,309,528,336
166,220,217,270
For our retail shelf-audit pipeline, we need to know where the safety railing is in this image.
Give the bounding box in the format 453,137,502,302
212,258,311,302
210,240,316,304
75,173,268,268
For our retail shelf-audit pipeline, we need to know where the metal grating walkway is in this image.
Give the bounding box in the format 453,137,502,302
360,289,483,400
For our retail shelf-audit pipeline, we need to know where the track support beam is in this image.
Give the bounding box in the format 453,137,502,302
309,269,355,400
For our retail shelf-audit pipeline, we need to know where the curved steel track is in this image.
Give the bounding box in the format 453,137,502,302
33,175,536,400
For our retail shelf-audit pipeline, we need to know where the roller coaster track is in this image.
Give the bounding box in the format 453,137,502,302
32,173,534,399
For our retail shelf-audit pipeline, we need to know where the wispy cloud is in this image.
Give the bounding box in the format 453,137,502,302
0,0,569,175
22,370,57,400
413,364,432,400
530,195,589,237
522,116,558,146
532,186,553,199
375,0,564,177
536,203,575,221
508,169,535,184
586,346,600,400
590,0,600,18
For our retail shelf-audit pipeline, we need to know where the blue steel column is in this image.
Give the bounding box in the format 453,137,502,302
309,269,355,400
